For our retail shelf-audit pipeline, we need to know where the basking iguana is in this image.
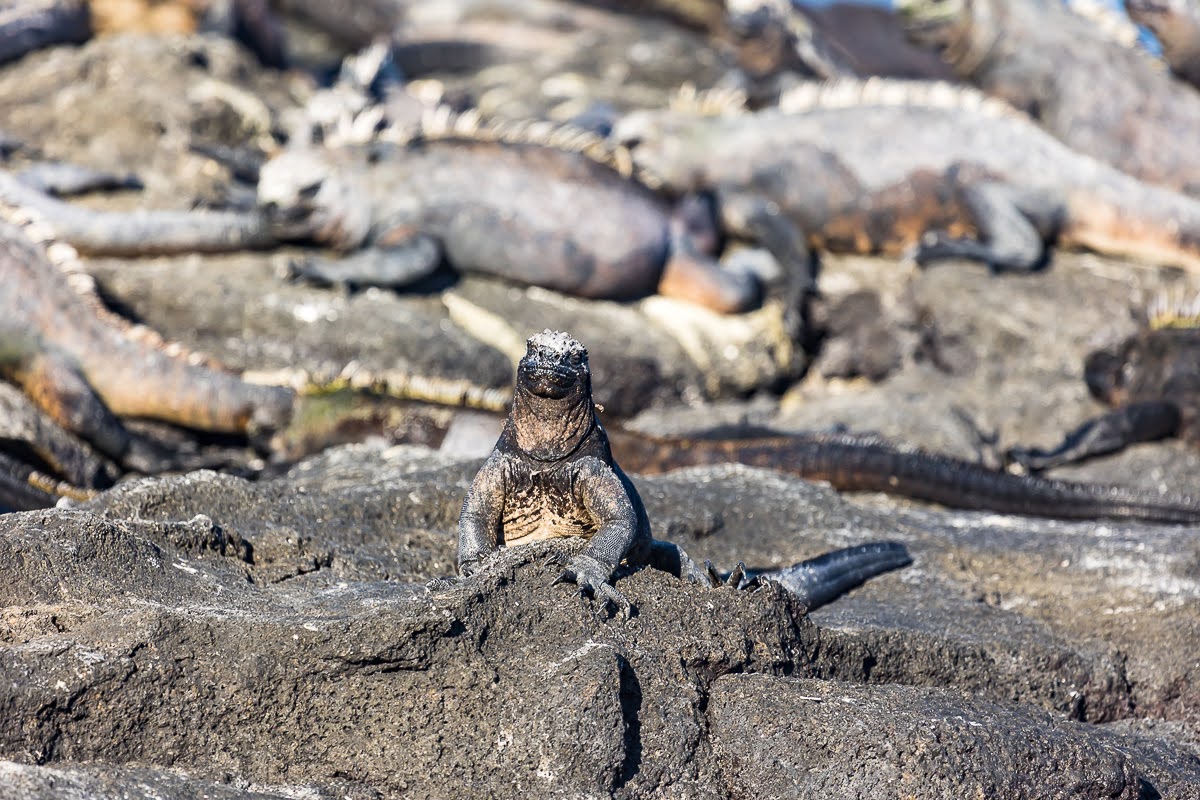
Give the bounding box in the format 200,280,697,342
458,329,912,615
898,0,1200,196
0,201,295,506
613,78,1200,273
256,112,773,314
1005,297,1200,471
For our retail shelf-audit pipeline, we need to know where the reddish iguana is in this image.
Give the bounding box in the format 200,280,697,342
458,329,912,615
0,204,294,501
613,78,1200,273
899,0,1200,196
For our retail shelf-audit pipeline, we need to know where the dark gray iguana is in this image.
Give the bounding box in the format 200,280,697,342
613,78,1200,273
0,120,769,313
458,329,911,616
255,113,770,314
1004,296,1200,471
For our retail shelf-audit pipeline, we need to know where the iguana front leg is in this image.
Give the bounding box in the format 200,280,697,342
1006,401,1181,471
553,458,641,617
915,177,1059,273
288,235,442,290
716,190,816,340
458,452,506,576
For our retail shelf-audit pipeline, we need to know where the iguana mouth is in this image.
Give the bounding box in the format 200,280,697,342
519,363,579,398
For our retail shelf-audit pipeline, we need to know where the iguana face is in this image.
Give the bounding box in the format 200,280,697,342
510,330,597,462
1085,328,1200,408
257,148,373,252
896,0,969,49
611,111,710,191
517,330,591,402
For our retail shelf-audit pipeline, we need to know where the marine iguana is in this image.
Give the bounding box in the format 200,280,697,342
604,426,1200,525
458,329,912,615
0,203,295,483
1125,0,1200,88
1005,298,1200,471
256,112,771,314
898,0,1200,197
613,78,1200,273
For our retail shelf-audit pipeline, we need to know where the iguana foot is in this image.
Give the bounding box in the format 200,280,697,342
700,559,759,590
551,553,632,619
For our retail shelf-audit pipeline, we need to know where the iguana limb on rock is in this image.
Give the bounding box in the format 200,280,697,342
458,329,911,616
0,169,301,256
1005,298,1200,471
613,78,1200,274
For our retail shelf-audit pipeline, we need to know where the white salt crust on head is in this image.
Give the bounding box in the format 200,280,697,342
527,329,588,360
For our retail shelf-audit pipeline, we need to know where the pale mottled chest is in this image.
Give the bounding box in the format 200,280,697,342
500,460,596,546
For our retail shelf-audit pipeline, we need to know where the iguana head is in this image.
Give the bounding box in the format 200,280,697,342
509,330,597,462
897,0,996,76
257,148,373,252
1126,0,1197,56
1084,328,1200,408
611,111,711,191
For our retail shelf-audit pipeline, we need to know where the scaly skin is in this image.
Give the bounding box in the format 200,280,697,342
1007,324,1200,471
614,81,1200,273
258,138,765,313
605,428,1200,525
458,330,911,615
0,217,295,465
899,0,1200,196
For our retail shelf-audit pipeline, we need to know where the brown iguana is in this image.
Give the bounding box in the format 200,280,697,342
458,329,912,616
1005,296,1200,471
612,78,1200,273
255,111,774,314
0,202,295,500
898,0,1200,196
1125,0,1200,88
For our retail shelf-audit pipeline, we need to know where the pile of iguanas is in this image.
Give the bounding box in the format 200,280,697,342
3,0,1200,604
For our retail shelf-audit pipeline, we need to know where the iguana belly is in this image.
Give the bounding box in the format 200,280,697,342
500,469,597,546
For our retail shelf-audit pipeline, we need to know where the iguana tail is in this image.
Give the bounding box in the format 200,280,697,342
764,541,912,611
608,429,1200,525
1063,178,1200,272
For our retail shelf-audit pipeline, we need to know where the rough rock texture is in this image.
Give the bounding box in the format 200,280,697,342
708,675,1146,798
3,24,1200,800
0,34,299,206
1,442,1197,797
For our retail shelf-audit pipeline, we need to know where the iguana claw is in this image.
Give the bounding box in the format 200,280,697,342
552,553,632,619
